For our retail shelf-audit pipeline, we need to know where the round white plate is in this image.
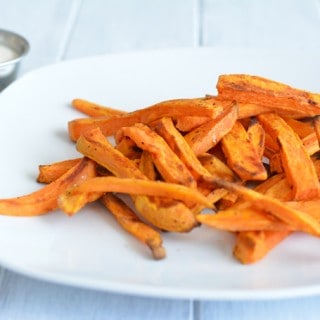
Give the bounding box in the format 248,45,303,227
0,48,320,300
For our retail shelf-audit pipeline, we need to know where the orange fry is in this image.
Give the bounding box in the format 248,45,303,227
184,104,238,155
284,117,314,139
120,123,196,187
221,121,267,181
258,113,320,200
247,122,265,159
210,178,320,236
37,158,82,183
139,151,158,181
77,127,145,179
198,153,236,182
233,230,292,264
76,127,198,232
68,98,231,141
154,117,211,180
59,176,213,215
0,157,96,216
174,115,210,132
197,204,291,232
314,116,320,145
72,98,126,117
236,102,272,119
217,74,320,118
101,193,166,260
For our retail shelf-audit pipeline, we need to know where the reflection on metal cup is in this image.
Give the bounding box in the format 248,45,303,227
0,29,29,92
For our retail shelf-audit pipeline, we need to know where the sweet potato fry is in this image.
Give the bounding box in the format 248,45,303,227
268,133,319,174
139,151,158,180
101,193,166,260
314,116,320,145
198,174,293,232
217,74,320,118
76,127,198,232
72,98,126,117
0,157,96,216
174,116,210,132
120,123,196,187
77,127,145,179
302,132,320,156
37,158,82,183
284,117,314,138
269,153,283,174
153,117,211,180
221,121,267,181
263,132,280,158
115,136,142,160
230,174,293,263
236,102,272,119
184,104,238,156
59,176,212,215
197,203,291,232
233,230,292,264
247,122,265,159
68,98,231,141
260,176,292,201
258,113,320,200
209,178,320,236
198,153,236,182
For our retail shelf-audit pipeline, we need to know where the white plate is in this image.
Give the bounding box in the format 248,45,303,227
1,48,320,300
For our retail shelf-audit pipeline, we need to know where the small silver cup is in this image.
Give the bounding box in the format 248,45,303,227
0,29,29,91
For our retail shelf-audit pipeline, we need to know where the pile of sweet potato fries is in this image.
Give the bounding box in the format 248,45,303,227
2,74,320,264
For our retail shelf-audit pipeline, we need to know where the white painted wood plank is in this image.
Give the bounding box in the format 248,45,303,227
198,297,320,320
0,0,75,72
65,0,195,59
202,0,320,49
0,270,191,320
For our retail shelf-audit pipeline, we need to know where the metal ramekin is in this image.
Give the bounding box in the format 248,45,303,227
0,29,29,91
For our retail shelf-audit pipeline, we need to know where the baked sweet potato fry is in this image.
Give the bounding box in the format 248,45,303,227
139,151,158,180
68,98,232,141
247,122,265,159
184,104,238,155
258,113,320,200
37,158,82,183
198,174,293,232
77,127,145,179
302,132,320,156
233,230,292,264
72,98,126,117
153,117,211,180
76,127,198,232
174,115,210,132
59,176,212,215
0,157,96,216
221,121,267,181
197,204,291,232
236,102,271,119
101,193,166,260
198,153,236,182
284,117,314,139
115,136,142,160
120,123,197,187
217,74,320,118
313,116,320,145
209,178,320,236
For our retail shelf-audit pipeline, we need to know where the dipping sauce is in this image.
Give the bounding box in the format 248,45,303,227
0,44,18,63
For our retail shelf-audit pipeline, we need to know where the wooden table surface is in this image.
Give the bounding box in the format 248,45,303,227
1,0,320,319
